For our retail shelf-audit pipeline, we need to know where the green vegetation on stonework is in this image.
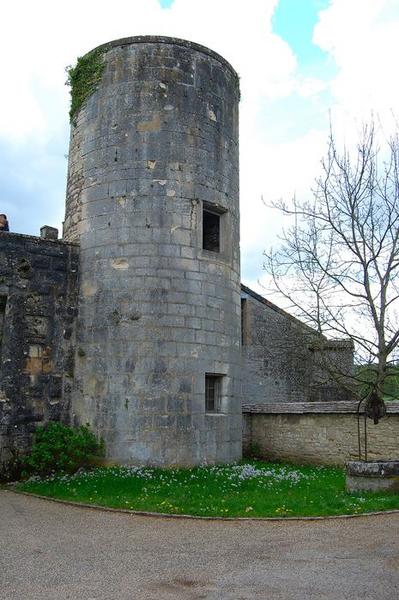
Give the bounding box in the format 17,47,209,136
65,46,108,124
16,461,399,518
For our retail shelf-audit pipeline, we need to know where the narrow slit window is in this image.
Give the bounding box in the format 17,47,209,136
203,209,220,252
241,297,247,346
205,373,222,412
0,296,7,362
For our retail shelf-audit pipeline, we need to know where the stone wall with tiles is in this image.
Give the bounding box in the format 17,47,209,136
64,36,242,466
240,285,354,404
243,402,399,465
0,233,79,470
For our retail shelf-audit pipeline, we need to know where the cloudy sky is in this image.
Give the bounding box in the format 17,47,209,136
1,0,399,293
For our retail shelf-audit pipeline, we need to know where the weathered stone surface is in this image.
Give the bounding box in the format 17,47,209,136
40,226,59,241
240,285,354,404
0,233,79,470
243,402,399,466
346,460,399,492
64,36,241,466
347,459,399,477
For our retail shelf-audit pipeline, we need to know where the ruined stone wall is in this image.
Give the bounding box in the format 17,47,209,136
241,286,354,404
243,402,399,466
64,37,241,466
0,233,79,469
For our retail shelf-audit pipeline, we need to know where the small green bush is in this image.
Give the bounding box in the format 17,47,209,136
24,422,104,477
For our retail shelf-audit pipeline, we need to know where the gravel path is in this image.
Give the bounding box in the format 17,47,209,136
1,490,398,599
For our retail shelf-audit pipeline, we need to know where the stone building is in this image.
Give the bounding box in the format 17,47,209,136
0,37,353,471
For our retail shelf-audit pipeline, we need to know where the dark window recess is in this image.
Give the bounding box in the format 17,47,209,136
205,374,222,412
203,210,220,252
0,296,7,361
241,298,247,346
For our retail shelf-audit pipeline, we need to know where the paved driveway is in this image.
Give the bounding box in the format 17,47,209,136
1,490,398,599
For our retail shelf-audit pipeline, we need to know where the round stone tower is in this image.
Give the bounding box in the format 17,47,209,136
64,36,241,466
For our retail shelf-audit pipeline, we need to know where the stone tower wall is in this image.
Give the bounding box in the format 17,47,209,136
64,37,241,466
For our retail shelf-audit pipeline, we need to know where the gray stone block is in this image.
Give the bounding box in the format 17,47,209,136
346,460,399,492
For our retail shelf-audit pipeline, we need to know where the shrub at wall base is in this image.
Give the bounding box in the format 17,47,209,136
23,422,104,477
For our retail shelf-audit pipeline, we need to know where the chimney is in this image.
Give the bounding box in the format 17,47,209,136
40,226,58,240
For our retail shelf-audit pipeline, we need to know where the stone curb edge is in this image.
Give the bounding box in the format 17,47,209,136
7,489,399,522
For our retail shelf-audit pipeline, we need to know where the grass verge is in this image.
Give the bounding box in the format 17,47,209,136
15,461,399,518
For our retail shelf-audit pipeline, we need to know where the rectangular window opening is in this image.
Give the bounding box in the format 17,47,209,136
205,373,223,413
203,209,220,252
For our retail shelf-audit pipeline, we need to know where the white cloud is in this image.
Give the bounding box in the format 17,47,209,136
314,0,399,135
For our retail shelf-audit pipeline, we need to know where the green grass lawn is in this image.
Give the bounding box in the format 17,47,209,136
15,461,399,518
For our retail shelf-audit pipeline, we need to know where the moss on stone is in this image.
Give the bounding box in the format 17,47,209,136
66,47,108,125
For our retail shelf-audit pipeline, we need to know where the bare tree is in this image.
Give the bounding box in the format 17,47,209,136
264,121,399,420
